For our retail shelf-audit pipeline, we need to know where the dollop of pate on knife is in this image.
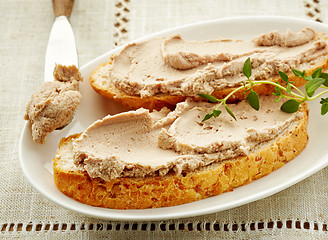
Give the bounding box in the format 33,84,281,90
25,65,83,144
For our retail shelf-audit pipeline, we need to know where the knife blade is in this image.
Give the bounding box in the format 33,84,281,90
44,0,77,82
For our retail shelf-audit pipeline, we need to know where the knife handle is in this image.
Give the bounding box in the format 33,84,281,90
52,0,74,18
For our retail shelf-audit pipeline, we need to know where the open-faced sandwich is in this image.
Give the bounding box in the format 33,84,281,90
90,28,328,110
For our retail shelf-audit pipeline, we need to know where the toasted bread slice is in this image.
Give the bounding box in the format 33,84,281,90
90,59,328,111
53,103,308,209
90,62,187,110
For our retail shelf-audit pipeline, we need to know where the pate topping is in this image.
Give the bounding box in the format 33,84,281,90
255,27,315,47
161,34,266,70
73,96,303,180
108,28,328,98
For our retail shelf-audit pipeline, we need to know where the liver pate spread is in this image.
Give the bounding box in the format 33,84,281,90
108,28,328,97
25,65,83,144
72,96,303,181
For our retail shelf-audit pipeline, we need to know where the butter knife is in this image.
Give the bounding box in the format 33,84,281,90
44,0,78,82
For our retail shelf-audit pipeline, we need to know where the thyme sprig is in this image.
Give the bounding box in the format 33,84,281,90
199,57,328,121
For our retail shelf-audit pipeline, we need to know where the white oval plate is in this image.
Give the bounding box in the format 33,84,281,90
19,16,328,221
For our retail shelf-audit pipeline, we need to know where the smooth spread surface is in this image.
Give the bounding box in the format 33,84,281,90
108,28,328,97
24,65,83,144
72,96,303,180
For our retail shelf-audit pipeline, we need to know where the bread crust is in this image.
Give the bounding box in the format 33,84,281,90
53,104,308,209
89,58,328,111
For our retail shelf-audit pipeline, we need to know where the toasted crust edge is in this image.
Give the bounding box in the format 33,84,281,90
53,104,308,209
89,58,328,111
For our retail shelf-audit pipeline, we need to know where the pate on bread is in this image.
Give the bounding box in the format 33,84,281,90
90,28,328,110
53,97,309,209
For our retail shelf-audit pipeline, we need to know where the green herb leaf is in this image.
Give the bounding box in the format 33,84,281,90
286,83,292,94
305,75,313,81
202,113,213,122
198,93,219,103
280,100,300,113
305,78,325,97
321,103,328,116
320,72,328,87
212,109,222,118
292,69,305,78
225,105,237,121
320,98,328,115
247,90,260,111
243,57,251,79
312,67,322,78
279,71,289,82
320,97,328,104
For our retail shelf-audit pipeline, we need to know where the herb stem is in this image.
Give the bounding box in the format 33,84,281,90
222,80,304,103
254,80,304,99
279,94,299,100
290,83,305,96
214,100,224,110
308,89,328,100
199,57,328,121
222,84,251,102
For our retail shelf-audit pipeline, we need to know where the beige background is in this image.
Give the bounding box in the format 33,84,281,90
1,0,328,239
